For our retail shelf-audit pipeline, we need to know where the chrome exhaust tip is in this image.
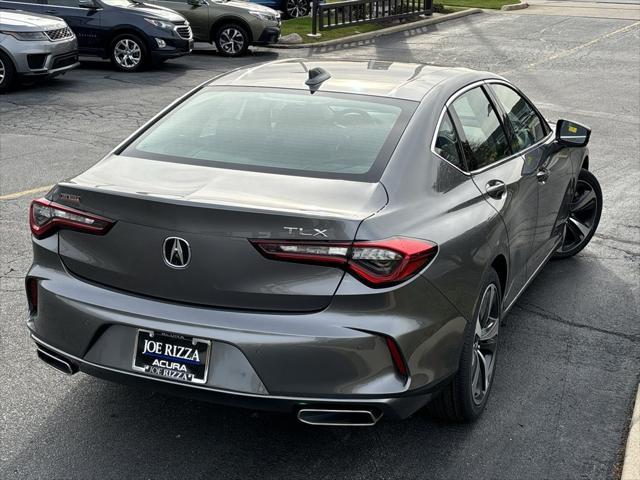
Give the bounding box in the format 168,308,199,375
36,345,78,376
297,408,382,426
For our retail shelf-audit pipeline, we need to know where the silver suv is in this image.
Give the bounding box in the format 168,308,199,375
0,10,79,91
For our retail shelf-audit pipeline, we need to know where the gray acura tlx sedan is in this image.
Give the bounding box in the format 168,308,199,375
27,60,602,425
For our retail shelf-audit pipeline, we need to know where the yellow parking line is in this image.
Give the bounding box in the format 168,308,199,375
0,185,54,201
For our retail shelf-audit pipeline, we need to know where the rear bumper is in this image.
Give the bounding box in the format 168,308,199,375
27,236,466,419
31,334,446,420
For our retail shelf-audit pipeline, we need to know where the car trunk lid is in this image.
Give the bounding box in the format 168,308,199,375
52,155,387,312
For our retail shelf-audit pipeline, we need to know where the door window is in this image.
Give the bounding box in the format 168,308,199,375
450,87,511,171
434,111,465,170
491,84,547,152
47,0,80,6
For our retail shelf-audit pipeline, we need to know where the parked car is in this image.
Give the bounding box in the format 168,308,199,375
251,0,309,19
149,0,280,56
0,10,79,91
0,0,193,71
26,60,602,425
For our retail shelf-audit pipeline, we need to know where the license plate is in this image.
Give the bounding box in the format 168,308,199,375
132,329,210,384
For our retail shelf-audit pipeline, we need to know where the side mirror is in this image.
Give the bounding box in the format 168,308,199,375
79,0,98,8
187,0,204,6
556,119,591,147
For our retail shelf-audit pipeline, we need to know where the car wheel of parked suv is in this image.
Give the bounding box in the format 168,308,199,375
111,34,147,72
214,24,249,57
0,51,15,92
285,0,311,18
553,168,602,259
427,269,501,422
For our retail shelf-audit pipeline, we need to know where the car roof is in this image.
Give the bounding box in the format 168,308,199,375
207,59,498,102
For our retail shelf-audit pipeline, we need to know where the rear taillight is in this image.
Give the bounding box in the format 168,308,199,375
29,198,114,239
251,237,437,288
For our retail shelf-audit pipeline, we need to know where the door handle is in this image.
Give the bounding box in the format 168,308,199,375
485,180,507,199
536,168,550,184
45,9,58,14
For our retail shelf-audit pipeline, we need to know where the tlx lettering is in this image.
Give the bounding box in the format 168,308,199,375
283,227,328,237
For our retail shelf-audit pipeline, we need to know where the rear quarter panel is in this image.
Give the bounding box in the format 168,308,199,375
366,84,511,324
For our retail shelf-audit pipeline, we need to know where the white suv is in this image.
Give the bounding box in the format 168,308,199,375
0,10,79,91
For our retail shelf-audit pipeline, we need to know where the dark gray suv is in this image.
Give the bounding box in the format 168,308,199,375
26,60,602,425
1,0,193,71
149,0,281,56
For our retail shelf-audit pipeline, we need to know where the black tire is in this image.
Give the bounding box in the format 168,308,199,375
427,269,502,422
553,168,602,259
214,24,250,57
0,51,16,93
284,0,311,18
110,34,148,72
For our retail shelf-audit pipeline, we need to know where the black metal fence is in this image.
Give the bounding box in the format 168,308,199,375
311,0,433,35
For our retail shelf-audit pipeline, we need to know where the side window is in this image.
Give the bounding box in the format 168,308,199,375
491,84,546,152
434,112,465,170
450,87,511,171
47,0,80,5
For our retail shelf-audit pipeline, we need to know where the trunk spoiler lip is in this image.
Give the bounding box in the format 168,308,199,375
50,177,390,221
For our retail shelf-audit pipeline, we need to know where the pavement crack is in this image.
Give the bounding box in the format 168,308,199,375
590,239,640,259
594,232,640,247
516,302,640,343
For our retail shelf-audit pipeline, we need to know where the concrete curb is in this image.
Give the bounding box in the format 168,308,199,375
270,8,482,49
622,384,640,480
501,2,529,10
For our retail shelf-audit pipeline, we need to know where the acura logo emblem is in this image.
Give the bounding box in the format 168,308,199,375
163,237,191,268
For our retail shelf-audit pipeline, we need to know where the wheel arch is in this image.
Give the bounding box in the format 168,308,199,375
581,155,589,170
106,27,152,58
210,17,254,44
0,45,17,69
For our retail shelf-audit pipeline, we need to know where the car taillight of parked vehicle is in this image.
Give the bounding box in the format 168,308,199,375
29,198,114,239
251,237,437,288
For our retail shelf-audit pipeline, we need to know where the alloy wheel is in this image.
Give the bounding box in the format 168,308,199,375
557,179,599,254
471,283,500,406
286,0,310,17
219,28,245,55
114,39,142,70
0,58,5,85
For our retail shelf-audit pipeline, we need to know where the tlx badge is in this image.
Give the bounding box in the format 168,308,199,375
283,227,328,237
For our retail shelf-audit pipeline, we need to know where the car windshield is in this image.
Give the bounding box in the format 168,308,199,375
121,87,417,181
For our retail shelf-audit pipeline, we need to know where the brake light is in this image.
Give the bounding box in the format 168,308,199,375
29,198,114,239
250,237,437,288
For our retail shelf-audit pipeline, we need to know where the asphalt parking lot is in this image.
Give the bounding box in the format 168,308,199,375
1,10,639,480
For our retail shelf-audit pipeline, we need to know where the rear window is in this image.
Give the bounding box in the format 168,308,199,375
121,87,417,182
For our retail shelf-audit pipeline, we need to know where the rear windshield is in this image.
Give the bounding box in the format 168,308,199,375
121,87,417,182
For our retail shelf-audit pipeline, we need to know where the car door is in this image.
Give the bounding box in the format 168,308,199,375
487,82,572,274
151,0,208,41
44,0,103,52
448,85,539,306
